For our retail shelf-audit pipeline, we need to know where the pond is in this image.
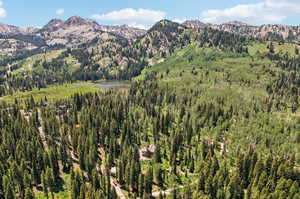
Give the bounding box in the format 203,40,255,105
95,81,132,90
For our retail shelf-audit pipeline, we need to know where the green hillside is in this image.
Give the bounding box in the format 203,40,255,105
0,23,299,199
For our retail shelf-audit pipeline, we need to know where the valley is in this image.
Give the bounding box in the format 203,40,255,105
0,15,299,199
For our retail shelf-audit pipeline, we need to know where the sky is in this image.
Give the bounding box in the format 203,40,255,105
0,0,299,29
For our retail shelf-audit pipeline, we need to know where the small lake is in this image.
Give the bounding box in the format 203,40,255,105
95,81,132,90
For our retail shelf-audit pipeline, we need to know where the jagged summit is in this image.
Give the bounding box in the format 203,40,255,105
183,20,207,29
41,19,64,32
64,16,98,26
0,23,20,34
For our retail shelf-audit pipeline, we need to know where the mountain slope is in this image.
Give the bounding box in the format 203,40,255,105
183,20,207,29
1,17,300,57
182,20,300,43
0,16,146,56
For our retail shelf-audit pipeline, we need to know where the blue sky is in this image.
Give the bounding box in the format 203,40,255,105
0,0,299,28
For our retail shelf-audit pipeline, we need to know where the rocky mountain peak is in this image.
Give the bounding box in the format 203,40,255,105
65,16,97,26
42,19,64,31
0,23,20,34
183,20,207,29
46,19,64,26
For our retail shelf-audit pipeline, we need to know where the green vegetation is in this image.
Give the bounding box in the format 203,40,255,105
248,41,300,57
0,23,299,199
1,81,99,104
11,49,65,75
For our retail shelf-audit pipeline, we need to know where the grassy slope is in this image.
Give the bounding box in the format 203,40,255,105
6,49,80,77
10,50,65,75
138,41,298,103
136,41,300,163
138,43,273,102
0,82,99,104
248,41,300,57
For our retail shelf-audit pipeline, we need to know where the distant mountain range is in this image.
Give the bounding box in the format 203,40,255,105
0,16,299,56
0,16,146,56
183,20,300,43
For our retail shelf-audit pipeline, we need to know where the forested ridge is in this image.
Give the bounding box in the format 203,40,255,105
0,20,299,199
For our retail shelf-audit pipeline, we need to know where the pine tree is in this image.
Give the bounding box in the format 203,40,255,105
42,172,49,199
3,175,15,199
144,167,153,196
295,47,299,55
24,188,35,199
45,168,55,199
268,42,275,54
138,174,144,197
154,164,163,187
71,171,82,199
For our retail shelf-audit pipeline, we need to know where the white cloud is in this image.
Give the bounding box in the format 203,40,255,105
200,0,300,25
91,8,166,29
0,0,7,18
128,23,147,30
56,9,65,15
172,18,186,24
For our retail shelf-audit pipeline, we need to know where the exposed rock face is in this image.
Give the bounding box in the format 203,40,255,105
0,23,21,34
209,22,300,43
182,20,300,43
40,19,64,32
0,16,146,56
0,38,38,56
99,24,146,40
1,16,300,56
183,20,207,29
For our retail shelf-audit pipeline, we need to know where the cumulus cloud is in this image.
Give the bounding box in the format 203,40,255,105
127,23,147,30
200,0,300,25
56,9,65,15
172,18,186,24
0,0,7,18
91,8,166,29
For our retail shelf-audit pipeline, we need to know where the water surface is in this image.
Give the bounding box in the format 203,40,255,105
95,81,131,90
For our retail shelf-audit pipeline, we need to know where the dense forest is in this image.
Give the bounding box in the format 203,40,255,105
0,20,299,199
0,77,299,198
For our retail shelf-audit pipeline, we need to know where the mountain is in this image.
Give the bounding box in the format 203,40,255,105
0,23,21,34
1,16,300,57
35,16,114,47
0,16,146,56
207,22,300,43
138,20,188,57
41,19,65,32
181,20,300,44
0,23,37,35
36,16,146,47
0,19,252,83
99,24,146,41
182,20,207,29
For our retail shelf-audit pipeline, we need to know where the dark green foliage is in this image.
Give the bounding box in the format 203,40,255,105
0,24,299,199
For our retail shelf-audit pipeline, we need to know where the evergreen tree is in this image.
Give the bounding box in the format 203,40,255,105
24,188,35,199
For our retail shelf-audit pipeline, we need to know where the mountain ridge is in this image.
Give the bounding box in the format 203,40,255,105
1,16,300,56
